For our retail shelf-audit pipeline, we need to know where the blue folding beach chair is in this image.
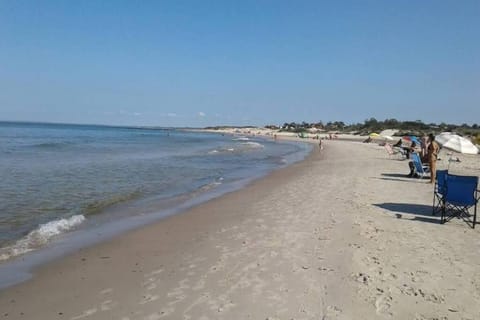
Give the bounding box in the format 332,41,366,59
432,170,448,215
441,174,479,228
411,153,430,179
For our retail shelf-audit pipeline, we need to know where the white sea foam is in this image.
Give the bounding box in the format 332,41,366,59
208,147,235,154
233,137,250,141
202,177,224,190
209,142,263,155
0,215,85,261
241,141,264,149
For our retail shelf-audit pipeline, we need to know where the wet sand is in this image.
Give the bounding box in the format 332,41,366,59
1,140,479,319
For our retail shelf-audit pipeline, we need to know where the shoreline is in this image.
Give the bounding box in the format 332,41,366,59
1,140,479,319
0,135,314,289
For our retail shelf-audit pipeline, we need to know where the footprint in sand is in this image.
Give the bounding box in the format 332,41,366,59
99,288,113,295
375,295,393,316
272,273,284,282
399,285,445,304
414,314,448,320
142,277,157,290
143,307,174,320
145,283,157,291
318,266,334,272
269,250,279,258
70,308,97,320
193,278,206,291
168,294,187,306
324,305,342,319
168,279,190,295
214,300,235,313
353,272,370,285
139,294,159,305
144,268,164,278
100,299,117,311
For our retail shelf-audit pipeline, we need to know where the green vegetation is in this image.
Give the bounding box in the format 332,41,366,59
472,133,480,145
275,118,480,138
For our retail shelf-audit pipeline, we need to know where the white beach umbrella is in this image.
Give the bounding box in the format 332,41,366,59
435,132,479,154
382,135,394,141
435,132,454,145
380,129,398,137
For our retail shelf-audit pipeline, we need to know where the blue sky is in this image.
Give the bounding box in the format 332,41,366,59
1,1,479,127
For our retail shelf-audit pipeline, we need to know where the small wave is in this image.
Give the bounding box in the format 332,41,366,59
200,177,223,190
233,137,250,141
30,142,72,149
83,192,142,215
240,141,264,149
208,142,263,154
191,177,224,197
0,215,85,261
208,148,235,154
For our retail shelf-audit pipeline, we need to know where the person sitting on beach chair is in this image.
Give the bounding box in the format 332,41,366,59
407,152,430,178
363,136,372,143
385,143,406,158
402,141,417,159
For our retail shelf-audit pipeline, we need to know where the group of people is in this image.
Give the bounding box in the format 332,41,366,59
405,133,440,183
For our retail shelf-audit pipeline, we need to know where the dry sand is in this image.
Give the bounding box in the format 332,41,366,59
1,140,479,320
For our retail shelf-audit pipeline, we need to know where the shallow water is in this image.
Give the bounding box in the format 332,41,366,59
0,122,311,262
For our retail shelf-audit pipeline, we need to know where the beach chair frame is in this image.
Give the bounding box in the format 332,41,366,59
441,174,479,229
411,153,430,179
432,170,448,216
384,143,406,159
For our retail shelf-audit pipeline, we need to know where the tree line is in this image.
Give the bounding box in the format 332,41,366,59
269,118,479,138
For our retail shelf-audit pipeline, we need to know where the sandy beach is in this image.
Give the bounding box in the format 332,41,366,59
1,139,479,320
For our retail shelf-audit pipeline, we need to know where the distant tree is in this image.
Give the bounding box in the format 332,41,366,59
313,121,324,129
334,121,345,130
265,125,279,130
364,117,378,126
275,118,475,135
362,118,381,132
384,118,399,127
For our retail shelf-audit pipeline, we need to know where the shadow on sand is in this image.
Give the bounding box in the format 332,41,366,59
381,173,429,179
374,202,440,224
375,173,430,183
381,173,410,178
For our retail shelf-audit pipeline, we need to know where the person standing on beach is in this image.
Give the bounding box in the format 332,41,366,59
427,133,440,184
420,135,429,159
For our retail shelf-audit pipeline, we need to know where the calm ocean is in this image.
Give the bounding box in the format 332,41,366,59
0,122,311,264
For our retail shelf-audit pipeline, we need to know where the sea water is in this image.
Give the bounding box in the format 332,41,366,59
0,122,311,264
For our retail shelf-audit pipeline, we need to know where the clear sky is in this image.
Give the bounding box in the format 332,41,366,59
1,1,479,127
